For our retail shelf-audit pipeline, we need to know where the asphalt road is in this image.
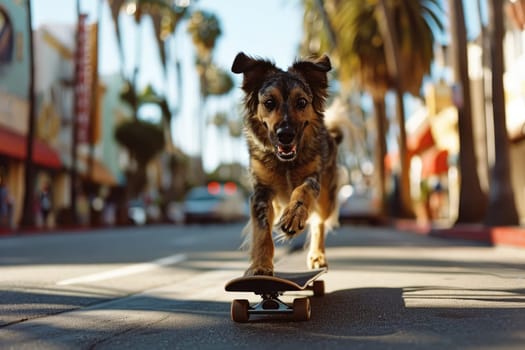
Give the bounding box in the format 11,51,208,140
0,222,524,349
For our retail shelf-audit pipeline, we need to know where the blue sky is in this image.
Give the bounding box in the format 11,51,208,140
29,0,486,173
32,0,303,172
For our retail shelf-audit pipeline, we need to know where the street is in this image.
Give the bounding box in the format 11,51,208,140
0,223,524,349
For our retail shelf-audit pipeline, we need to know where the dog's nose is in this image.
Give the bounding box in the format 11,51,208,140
276,126,295,145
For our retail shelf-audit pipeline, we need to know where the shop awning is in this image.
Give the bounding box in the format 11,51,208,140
385,147,449,177
0,126,62,169
421,148,449,177
408,124,435,155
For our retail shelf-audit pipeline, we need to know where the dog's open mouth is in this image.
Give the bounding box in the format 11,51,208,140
276,143,297,161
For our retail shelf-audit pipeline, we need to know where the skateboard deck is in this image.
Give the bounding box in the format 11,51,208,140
225,268,326,322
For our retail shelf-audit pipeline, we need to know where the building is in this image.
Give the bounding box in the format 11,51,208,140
0,2,125,228
0,2,62,228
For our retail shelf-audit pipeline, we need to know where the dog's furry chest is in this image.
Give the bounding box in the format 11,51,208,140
273,169,305,197
250,155,320,199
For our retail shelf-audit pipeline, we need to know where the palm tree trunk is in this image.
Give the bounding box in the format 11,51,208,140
69,0,82,224
484,0,519,226
449,0,487,223
373,97,388,217
132,16,142,120
314,0,337,48
88,0,103,184
394,90,413,218
20,0,37,228
377,0,413,218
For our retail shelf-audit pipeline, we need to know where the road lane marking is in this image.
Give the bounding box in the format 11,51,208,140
56,253,187,286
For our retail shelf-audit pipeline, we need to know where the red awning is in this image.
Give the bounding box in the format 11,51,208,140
421,148,449,177
385,147,449,177
407,124,435,155
385,123,439,172
0,126,62,169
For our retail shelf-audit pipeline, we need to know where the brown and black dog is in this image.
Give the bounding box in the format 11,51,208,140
231,52,347,276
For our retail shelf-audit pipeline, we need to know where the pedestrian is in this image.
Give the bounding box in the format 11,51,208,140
429,178,445,220
39,184,52,228
0,176,9,228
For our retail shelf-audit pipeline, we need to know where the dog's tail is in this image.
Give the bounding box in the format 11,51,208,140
323,97,355,148
323,97,353,232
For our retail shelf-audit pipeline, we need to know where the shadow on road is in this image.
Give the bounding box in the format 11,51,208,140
2,286,525,349
2,224,525,348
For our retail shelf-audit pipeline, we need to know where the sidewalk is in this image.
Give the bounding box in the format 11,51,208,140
0,223,116,237
4,218,525,249
395,219,525,248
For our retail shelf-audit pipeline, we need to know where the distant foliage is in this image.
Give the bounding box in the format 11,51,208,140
204,65,234,96
187,10,221,55
114,120,165,165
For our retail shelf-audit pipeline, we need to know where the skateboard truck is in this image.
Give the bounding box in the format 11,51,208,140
226,269,326,322
231,292,314,322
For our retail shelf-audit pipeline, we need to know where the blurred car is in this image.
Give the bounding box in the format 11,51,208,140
338,184,383,225
128,199,147,225
183,182,249,223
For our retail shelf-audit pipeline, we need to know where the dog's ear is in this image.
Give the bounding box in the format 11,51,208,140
232,52,279,113
290,55,331,113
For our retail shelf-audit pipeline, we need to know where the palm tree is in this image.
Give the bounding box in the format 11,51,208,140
149,6,187,151
448,0,487,223
104,1,190,206
484,0,519,225
302,0,443,217
108,0,187,123
20,0,37,227
187,10,234,178
376,0,410,218
187,10,221,159
114,119,165,196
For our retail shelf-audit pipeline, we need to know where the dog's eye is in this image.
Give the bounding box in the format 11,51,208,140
263,99,276,111
296,98,308,110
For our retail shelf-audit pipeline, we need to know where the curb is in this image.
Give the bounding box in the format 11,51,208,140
0,221,183,237
0,225,93,237
0,224,127,237
394,219,525,248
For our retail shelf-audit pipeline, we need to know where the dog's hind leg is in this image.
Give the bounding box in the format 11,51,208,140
307,218,328,269
245,186,275,276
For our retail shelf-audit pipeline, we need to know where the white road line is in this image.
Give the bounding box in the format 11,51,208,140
56,254,187,286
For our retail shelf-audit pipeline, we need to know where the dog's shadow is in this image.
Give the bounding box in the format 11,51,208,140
245,287,404,336
309,287,405,336
305,286,525,344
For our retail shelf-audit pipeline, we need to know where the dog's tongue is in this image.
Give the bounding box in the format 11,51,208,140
278,144,296,153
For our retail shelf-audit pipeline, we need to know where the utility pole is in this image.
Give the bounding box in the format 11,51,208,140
70,0,82,223
20,0,37,228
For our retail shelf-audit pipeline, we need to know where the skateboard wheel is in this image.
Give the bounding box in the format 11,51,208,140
313,280,325,296
231,299,250,323
292,297,311,321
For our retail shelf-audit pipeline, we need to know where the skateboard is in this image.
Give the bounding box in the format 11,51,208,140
224,268,326,322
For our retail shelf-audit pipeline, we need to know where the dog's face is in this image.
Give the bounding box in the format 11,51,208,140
232,52,331,162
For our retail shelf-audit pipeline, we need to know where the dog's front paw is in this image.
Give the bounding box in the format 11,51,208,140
307,252,328,270
244,265,274,277
278,201,308,237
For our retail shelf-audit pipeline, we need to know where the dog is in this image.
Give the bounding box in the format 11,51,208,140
231,52,347,276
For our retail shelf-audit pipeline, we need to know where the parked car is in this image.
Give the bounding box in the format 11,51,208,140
127,199,147,226
183,182,249,223
338,185,383,225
